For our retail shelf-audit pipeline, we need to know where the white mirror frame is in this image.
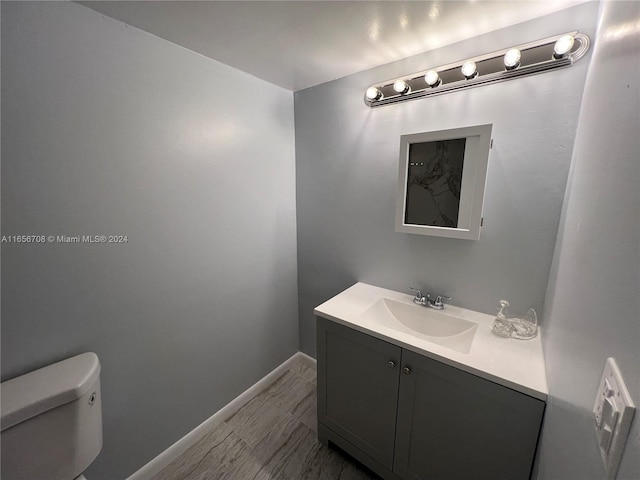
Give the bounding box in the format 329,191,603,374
395,124,492,240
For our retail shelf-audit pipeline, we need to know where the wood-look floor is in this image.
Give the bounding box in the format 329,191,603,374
150,359,378,480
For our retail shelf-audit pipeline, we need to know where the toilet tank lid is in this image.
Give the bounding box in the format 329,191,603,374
1,352,101,432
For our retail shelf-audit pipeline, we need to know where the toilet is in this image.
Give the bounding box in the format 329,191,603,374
1,352,103,480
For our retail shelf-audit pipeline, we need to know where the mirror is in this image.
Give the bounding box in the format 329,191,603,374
395,124,492,240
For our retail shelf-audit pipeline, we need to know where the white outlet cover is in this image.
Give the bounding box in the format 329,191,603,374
593,358,636,480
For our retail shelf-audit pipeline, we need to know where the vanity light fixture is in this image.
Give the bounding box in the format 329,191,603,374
366,86,383,101
424,70,441,87
553,34,575,58
393,79,411,94
364,31,589,107
461,61,478,79
503,48,522,70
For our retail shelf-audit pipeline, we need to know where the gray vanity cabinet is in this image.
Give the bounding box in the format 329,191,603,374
317,317,402,473
394,349,545,480
317,317,546,480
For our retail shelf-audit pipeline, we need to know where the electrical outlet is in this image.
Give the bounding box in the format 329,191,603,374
593,358,636,480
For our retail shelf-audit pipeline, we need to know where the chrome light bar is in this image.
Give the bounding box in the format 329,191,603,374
364,31,590,108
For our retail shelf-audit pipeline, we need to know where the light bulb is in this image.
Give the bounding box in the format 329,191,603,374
461,61,477,79
393,79,410,94
366,87,383,101
424,70,441,87
504,49,521,70
553,35,575,58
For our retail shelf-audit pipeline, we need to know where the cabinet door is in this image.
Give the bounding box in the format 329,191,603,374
317,318,402,469
394,350,545,480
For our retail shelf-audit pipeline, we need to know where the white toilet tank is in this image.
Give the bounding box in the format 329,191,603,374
1,352,103,480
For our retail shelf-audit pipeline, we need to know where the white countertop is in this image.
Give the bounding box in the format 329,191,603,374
314,282,548,401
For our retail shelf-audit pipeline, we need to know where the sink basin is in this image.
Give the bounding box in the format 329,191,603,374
358,298,478,354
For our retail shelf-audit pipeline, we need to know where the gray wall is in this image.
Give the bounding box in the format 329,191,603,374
1,2,298,479
294,3,599,356
536,1,640,479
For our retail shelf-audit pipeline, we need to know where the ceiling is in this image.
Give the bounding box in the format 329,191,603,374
78,1,589,91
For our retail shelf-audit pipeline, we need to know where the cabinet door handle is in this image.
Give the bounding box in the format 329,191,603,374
402,366,412,375
388,360,396,369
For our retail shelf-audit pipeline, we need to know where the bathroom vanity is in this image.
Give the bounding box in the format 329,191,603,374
315,283,547,480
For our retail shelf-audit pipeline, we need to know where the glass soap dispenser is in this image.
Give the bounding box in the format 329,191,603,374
491,300,538,340
491,300,513,337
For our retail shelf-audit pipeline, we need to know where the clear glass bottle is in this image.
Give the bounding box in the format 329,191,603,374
491,300,514,337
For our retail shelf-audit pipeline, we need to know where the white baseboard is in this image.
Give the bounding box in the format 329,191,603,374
126,351,316,480
296,351,317,370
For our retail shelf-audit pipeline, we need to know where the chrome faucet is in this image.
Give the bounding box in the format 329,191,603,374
409,287,451,310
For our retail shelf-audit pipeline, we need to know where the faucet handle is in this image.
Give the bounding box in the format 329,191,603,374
409,287,425,305
433,294,452,306
409,287,423,298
